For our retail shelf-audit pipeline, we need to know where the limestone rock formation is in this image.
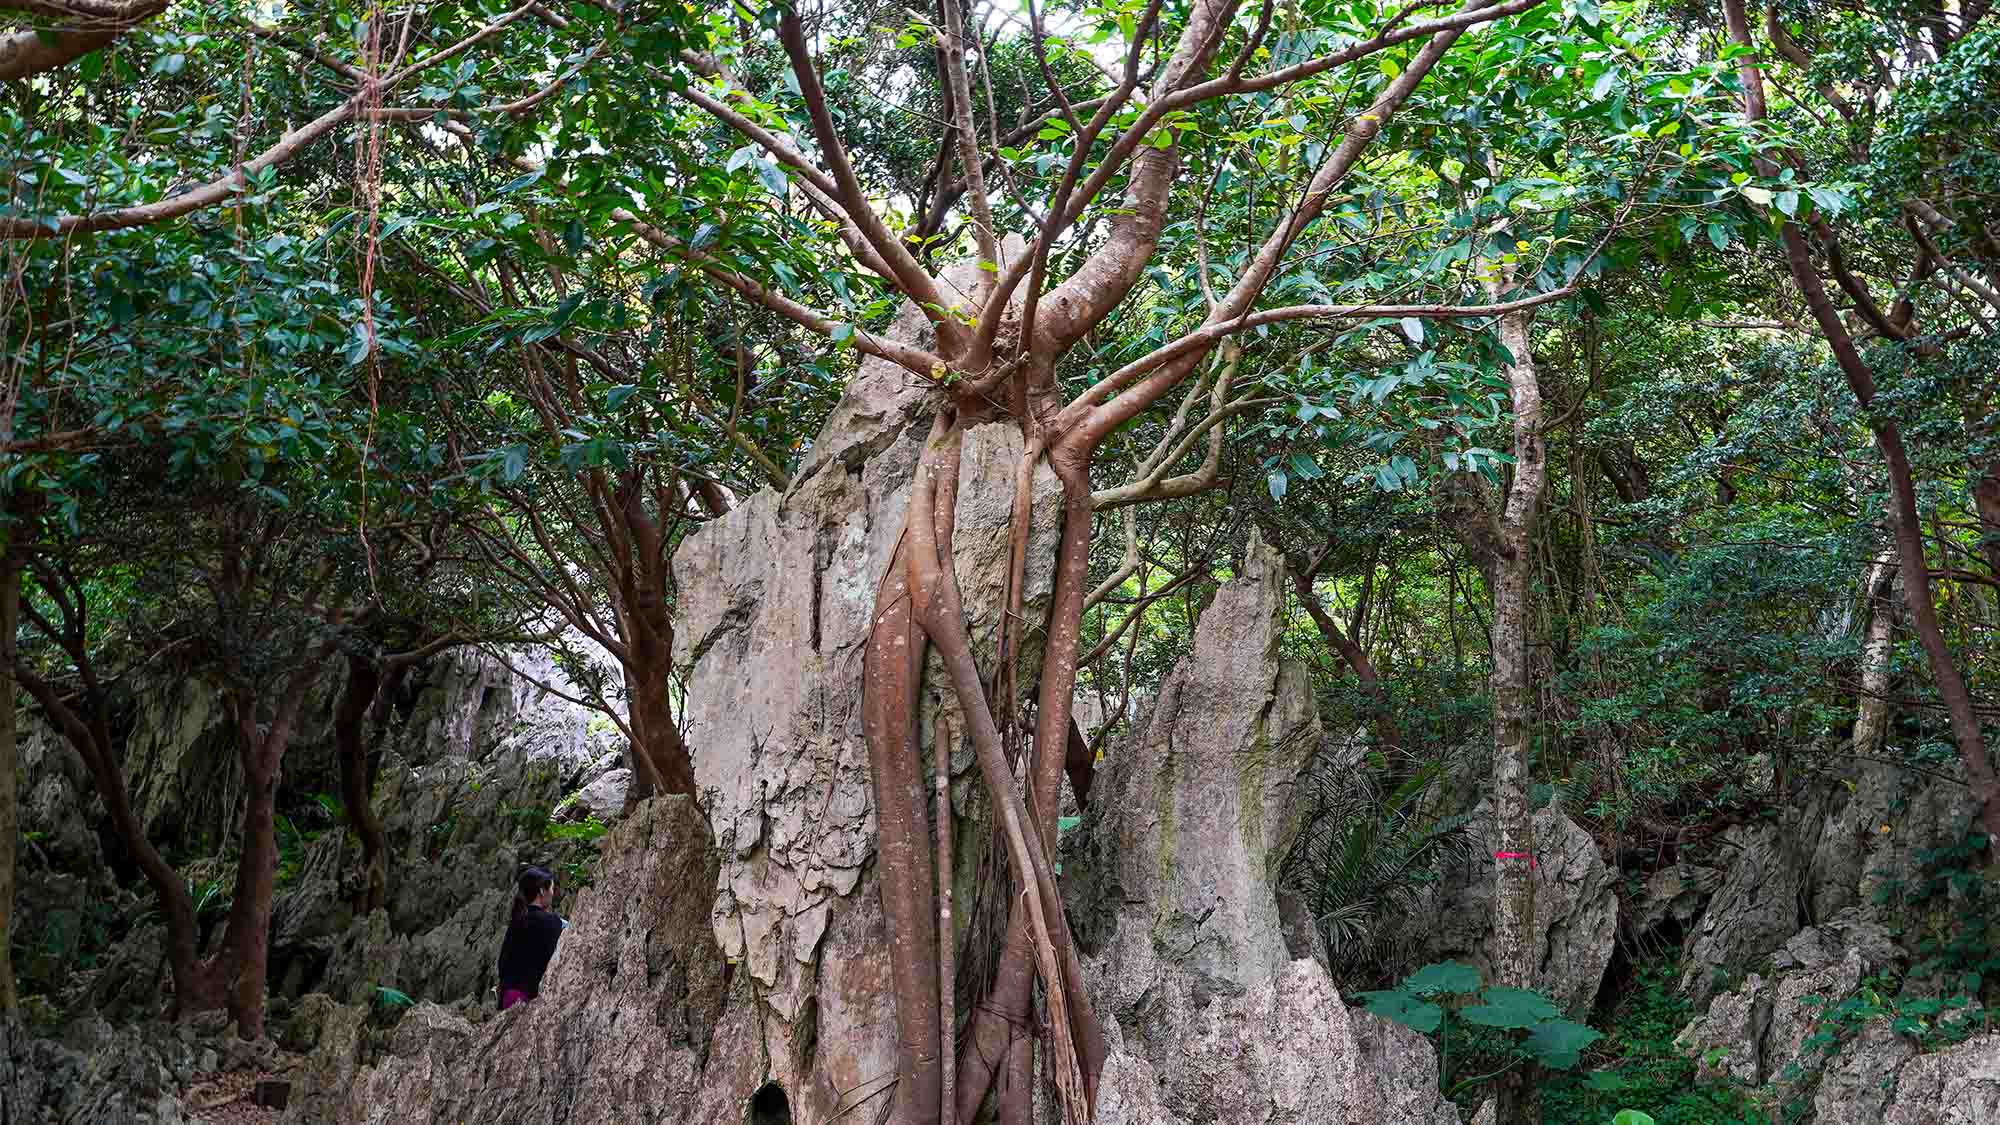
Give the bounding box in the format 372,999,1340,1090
1392,802,1619,1015
1806,755,1979,922
345,251,1067,1122
1067,533,1458,1125
1679,823,1807,1005
1878,1034,2000,1123
341,796,731,1124
1674,911,1902,1093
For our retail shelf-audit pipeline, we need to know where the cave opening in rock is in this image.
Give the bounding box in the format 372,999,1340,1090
747,1081,791,1125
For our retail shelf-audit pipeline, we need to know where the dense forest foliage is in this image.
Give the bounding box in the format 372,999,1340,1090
1,0,1995,1120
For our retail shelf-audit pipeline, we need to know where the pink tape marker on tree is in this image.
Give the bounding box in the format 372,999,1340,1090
1493,850,1537,870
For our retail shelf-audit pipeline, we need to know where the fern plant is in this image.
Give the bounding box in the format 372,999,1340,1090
1281,749,1476,979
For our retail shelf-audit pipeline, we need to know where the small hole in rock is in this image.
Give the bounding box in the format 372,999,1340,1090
748,1082,792,1125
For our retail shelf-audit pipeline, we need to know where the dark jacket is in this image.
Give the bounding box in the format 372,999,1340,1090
496,906,564,997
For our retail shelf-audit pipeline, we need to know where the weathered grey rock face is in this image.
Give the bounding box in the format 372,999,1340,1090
671,251,1056,1118
1814,1020,1917,1125
1807,757,1979,922
1093,963,1460,1125
280,993,369,1125
255,638,629,1011
1628,862,1722,946
0,1015,208,1125
271,738,587,1010
1067,530,1318,1004
569,767,631,821
1675,911,1903,1094
1392,803,1619,1016
1068,535,1458,1125
343,796,733,1125
1680,823,1807,1005
1880,1034,2000,1123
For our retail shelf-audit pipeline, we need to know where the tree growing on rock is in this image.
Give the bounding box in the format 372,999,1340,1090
634,1,1735,1118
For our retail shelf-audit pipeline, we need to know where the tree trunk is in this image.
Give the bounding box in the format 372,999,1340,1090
1488,298,1547,1125
335,655,391,915
33,693,213,1014
626,631,694,799
1853,551,1898,757
1722,0,2000,844
0,546,17,1015
1291,565,1405,762
222,757,281,1038
865,508,945,1125
1974,460,2000,578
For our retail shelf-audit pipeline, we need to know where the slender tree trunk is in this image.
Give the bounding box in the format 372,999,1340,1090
223,756,281,1038
335,655,391,915
1292,566,1405,761
1854,551,1898,757
626,629,693,798
1974,460,2000,578
1723,0,2000,842
0,545,17,1015
1488,299,1547,1125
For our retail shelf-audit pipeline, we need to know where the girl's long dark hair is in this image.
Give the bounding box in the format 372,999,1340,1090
512,866,554,921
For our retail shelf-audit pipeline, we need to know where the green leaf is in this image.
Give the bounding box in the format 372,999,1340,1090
830,322,856,346
500,445,528,482
1403,961,1483,997
755,159,789,197
1611,1112,1656,1125
1573,0,1601,26
1807,185,1849,215
604,384,638,410
374,985,415,1009
1523,1019,1601,1069
1741,185,1774,206
1775,190,1800,217
1586,1071,1626,1091
497,168,544,195
1358,990,1443,1033
1267,469,1289,502
1401,317,1425,344
1590,70,1616,100
1461,987,1562,1029
1706,222,1729,251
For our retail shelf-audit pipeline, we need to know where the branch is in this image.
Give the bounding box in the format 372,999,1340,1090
1,2,541,238
0,23,125,80
1067,286,1585,434
774,8,966,356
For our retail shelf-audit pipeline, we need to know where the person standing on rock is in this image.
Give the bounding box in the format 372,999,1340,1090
496,866,564,1010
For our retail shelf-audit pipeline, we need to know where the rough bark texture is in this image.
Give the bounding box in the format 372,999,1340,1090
1063,533,1460,1124
1486,299,1546,1125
